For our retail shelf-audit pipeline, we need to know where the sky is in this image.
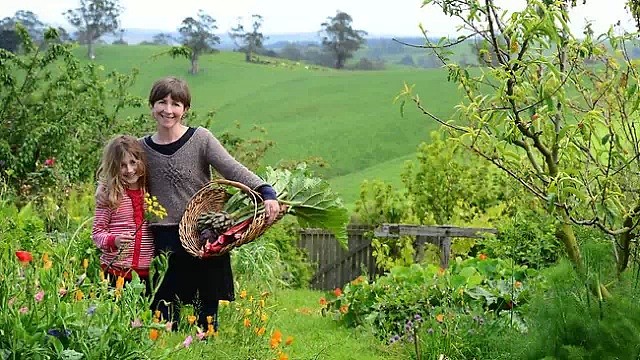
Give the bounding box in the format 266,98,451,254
2,0,636,37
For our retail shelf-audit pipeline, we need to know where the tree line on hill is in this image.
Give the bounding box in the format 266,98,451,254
0,0,368,74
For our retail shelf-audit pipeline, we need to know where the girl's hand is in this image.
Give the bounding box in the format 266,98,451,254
115,233,134,249
264,199,281,225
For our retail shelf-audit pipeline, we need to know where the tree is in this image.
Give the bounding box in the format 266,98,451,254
229,14,267,62
152,33,175,45
1,11,46,43
64,0,123,59
319,11,367,69
401,0,640,278
0,29,20,52
178,10,220,74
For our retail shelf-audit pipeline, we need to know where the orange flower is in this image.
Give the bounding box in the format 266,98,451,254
278,352,289,360
75,290,84,301
479,253,488,261
339,305,349,314
270,329,282,349
115,276,125,290
437,267,446,276
351,276,365,285
515,281,523,288
333,288,342,297
206,324,215,337
255,326,266,336
319,297,328,306
285,336,294,346
206,316,213,324
436,314,445,323
243,318,251,327
149,329,159,341
188,315,197,325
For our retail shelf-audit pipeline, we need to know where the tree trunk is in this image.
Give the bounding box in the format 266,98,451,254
190,54,199,74
616,218,635,274
87,41,95,60
245,51,251,62
556,209,584,274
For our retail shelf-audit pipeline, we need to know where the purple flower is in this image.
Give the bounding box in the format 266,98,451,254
47,328,71,338
34,290,45,303
389,334,401,344
87,304,97,316
414,314,422,322
404,320,413,331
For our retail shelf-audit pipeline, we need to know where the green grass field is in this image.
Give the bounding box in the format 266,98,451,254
84,45,461,205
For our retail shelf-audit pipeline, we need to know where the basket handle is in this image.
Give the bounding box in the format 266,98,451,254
214,178,263,202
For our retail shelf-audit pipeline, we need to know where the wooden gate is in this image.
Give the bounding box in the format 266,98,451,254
298,224,497,291
298,225,379,290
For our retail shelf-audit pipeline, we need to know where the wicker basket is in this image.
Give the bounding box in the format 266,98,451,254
179,179,284,258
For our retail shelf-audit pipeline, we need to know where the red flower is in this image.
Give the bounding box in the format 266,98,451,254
15,251,33,264
44,158,55,167
333,288,342,297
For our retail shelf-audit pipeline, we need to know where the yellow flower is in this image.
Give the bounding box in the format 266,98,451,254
82,258,88,270
206,316,213,324
243,318,251,327
244,308,252,316
255,327,266,336
115,276,125,290
436,314,445,323
219,300,230,306
154,310,162,320
43,260,52,270
278,351,289,360
261,313,268,322
259,299,265,308
75,290,84,301
188,315,197,325
240,290,247,299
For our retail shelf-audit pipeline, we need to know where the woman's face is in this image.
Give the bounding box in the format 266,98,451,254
151,94,187,130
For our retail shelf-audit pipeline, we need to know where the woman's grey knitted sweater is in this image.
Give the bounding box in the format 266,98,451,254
141,127,267,226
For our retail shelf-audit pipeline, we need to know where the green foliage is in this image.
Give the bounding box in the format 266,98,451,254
64,0,123,59
265,165,350,246
322,257,537,340
0,27,150,204
253,219,314,289
512,259,640,359
178,10,220,74
479,208,562,269
401,131,516,226
410,0,640,271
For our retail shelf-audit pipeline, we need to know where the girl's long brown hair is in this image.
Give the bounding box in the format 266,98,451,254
96,135,147,209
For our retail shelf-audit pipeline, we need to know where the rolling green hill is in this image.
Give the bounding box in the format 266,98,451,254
85,45,461,205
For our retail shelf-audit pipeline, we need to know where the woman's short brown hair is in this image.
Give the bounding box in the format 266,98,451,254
148,76,191,109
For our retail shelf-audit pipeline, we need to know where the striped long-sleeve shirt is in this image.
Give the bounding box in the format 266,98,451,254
91,187,153,279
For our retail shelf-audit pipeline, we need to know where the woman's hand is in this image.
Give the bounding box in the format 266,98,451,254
263,199,281,225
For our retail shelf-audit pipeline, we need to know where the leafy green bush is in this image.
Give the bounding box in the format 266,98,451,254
478,208,561,269
0,26,150,204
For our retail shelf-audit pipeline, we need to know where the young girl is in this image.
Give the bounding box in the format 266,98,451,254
142,76,281,330
92,135,154,284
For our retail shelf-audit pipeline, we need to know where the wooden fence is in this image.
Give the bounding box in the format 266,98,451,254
298,224,497,291
298,225,379,291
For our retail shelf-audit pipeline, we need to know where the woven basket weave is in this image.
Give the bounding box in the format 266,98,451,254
179,179,284,258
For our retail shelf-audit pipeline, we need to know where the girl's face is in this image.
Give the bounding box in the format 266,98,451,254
151,94,186,130
120,152,141,188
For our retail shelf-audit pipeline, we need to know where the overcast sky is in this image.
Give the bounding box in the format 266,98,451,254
2,0,636,37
